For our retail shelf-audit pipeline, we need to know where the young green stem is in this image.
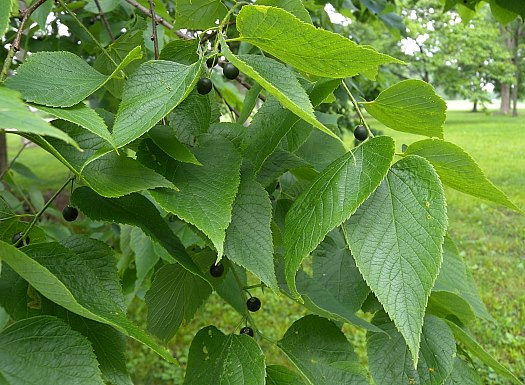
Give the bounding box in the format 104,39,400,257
230,265,277,344
0,142,28,181
56,0,119,69
342,81,374,138
17,176,75,245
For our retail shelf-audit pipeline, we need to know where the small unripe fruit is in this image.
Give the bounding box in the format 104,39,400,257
197,78,212,95
223,63,239,80
206,55,218,68
354,125,368,141
246,297,261,312
12,232,30,247
240,326,254,337
209,262,224,278
62,206,79,222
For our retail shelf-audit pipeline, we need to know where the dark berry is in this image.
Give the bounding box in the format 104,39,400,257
62,206,79,222
246,297,261,312
209,262,224,278
223,63,239,80
354,125,368,141
196,78,212,95
240,326,254,337
206,55,218,68
12,232,30,247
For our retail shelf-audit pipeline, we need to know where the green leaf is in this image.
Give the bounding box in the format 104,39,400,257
256,0,312,23
112,60,200,148
34,103,115,148
168,91,218,146
490,0,518,24
445,358,482,385
224,175,277,289
71,187,205,279
344,155,447,365
0,0,14,38
159,39,199,64
495,0,525,18
151,135,242,258
84,0,120,13
129,228,161,291
0,316,104,385
405,138,522,212
0,241,177,363
361,80,446,139
236,5,402,79
446,321,522,385
223,48,339,141
266,365,306,385
64,316,133,385
277,315,368,385
148,125,202,165
30,0,53,30
145,263,212,342
294,270,382,333
0,87,79,149
5,48,142,107
184,326,266,385
285,136,395,298
295,125,346,172
208,122,245,147
431,236,493,322
243,78,340,172
256,149,311,188
367,313,456,385
312,229,370,313
46,121,173,197
60,235,126,311
238,82,262,124
174,0,227,30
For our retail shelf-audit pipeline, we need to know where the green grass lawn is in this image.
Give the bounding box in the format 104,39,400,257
4,108,524,384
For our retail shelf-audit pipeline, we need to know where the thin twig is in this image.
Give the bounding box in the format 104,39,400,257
93,0,115,42
148,0,160,59
16,176,74,246
0,142,28,181
124,0,190,40
0,0,48,82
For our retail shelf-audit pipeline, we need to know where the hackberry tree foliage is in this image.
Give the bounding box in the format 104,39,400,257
0,0,523,384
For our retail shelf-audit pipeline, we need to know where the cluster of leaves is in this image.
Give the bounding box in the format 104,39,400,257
0,0,524,384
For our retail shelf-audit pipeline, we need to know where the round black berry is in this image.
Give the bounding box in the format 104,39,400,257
240,326,254,337
62,206,79,222
209,262,224,278
223,63,239,80
206,55,218,68
246,297,261,312
354,125,368,141
12,232,30,248
197,78,213,95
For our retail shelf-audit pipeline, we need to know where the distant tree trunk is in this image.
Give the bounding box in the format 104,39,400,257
500,83,511,114
472,99,478,112
511,21,522,117
0,132,7,175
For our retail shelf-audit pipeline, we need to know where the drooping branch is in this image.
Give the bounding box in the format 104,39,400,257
124,0,191,40
0,0,48,82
